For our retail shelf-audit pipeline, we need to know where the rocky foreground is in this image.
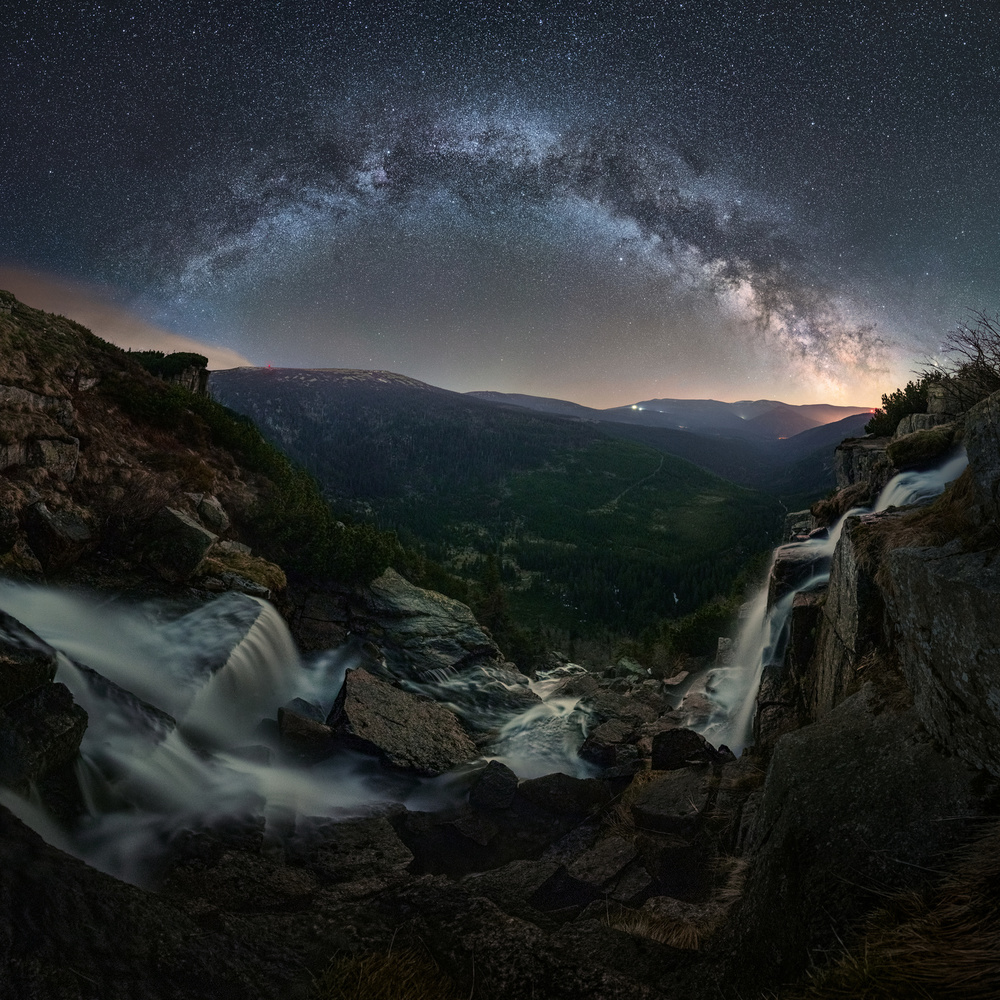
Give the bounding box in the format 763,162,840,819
2,290,1000,998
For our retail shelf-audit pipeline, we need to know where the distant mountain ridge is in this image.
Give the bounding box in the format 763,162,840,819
468,389,872,442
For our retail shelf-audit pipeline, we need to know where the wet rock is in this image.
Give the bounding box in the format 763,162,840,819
277,706,336,764
579,717,637,768
351,567,506,680
327,667,477,776
630,766,715,837
22,501,95,571
807,513,891,718
0,610,57,707
469,759,519,810
72,660,176,745
782,508,813,542
767,542,827,607
0,682,87,789
144,505,218,582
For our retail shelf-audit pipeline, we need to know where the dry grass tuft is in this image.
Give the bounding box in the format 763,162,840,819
606,855,748,951
311,948,463,1000
779,822,1000,1000
198,550,287,592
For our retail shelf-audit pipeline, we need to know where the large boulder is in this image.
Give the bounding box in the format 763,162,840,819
327,667,477,776
0,609,57,707
144,506,218,582
0,681,87,789
731,683,995,988
767,542,828,608
22,501,95,571
629,767,715,837
351,568,506,679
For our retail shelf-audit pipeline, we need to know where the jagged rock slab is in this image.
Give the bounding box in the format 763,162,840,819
0,609,57,707
277,706,336,763
629,767,715,838
885,543,1000,777
327,667,477,776
0,682,87,788
144,506,218,582
469,759,519,810
352,568,505,679
733,683,995,987
834,436,892,489
964,387,1000,520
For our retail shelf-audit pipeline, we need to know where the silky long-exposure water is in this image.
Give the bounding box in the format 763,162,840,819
0,584,593,883
688,448,969,752
0,449,967,883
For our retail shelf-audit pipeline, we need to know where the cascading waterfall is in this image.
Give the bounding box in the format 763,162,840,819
0,448,967,884
0,582,592,883
689,448,970,753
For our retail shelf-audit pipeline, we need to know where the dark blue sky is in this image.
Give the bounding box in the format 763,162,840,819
2,2,997,405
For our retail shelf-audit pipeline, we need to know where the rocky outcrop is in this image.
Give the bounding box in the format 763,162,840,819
834,435,892,489
733,684,996,986
894,411,953,435
0,612,87,792
885,543,1000,777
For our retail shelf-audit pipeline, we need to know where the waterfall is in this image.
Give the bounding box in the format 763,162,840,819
0,584,594,883
690,448,969,754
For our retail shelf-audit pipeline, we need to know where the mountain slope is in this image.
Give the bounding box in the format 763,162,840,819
210,367,783,629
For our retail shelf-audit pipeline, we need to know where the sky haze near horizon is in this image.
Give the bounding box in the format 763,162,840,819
3,3,997,408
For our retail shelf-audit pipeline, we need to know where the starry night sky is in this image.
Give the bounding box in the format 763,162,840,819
2,2,997,406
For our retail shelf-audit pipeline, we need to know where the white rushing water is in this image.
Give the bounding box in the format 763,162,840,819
688,448,969,753
0,448,967,881
0,583,593,883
